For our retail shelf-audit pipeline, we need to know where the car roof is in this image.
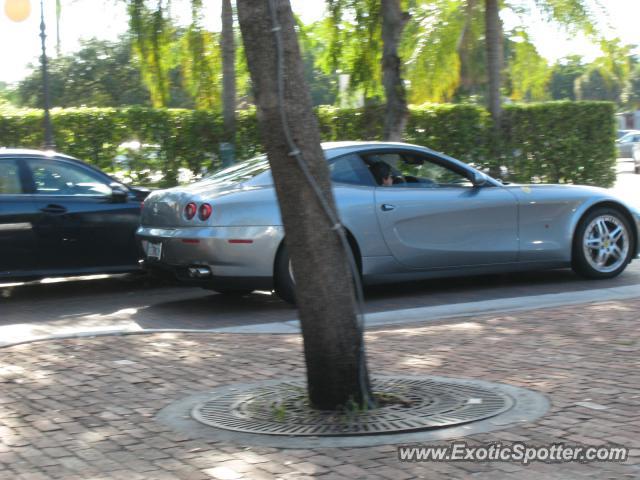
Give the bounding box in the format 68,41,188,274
0,148,79,162
0,148,115,180
619,131,640,139
321,141,437,157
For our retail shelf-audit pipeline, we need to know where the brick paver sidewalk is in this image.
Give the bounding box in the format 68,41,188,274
1,299,639,479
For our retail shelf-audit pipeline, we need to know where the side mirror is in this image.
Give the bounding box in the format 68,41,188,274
471,171,488,187
109,182,129,202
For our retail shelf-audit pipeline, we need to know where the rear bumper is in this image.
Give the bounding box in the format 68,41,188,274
136,225,284,284
140,258,274,290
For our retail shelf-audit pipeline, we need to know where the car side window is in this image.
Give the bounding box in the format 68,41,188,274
403,154,471,187
26,159,112,196
329,154,375,186
0,159,23,194
365,152,471,187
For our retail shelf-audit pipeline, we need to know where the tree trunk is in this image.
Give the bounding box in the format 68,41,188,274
457,0,476,93
485,0,503,127
236,0,373,410
381,0,409,142
221,0,236,164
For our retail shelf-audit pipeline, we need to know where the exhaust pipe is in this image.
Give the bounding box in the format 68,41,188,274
188,267,212,278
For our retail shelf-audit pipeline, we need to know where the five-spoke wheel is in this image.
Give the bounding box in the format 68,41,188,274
573,207,634,279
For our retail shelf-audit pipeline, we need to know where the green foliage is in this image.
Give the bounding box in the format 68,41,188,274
628,63,640,110
549,56,586,101
575,67,622,102
321,0,383,102
403,0,466,103
14,38,151,108
0,102,616,187
531,0,597,35
180,0,222,110
298,22,339,106
128,0,175,107
500,101,616,186
507,31,551,101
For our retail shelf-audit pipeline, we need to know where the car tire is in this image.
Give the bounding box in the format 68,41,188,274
572,207,634,279
274,239,363,305
274,244,296,304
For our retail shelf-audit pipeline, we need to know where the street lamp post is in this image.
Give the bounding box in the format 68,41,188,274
38,0,54,149
5,0,55,149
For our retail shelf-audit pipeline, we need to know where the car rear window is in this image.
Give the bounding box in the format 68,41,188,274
203,156,270,185
0,159,23,194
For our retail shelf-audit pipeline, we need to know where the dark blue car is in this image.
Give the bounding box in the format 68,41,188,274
0,149,149,280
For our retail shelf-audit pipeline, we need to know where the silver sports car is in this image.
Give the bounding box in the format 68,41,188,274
136,141,640,303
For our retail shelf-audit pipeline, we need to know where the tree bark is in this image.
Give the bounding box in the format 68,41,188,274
457,0,476,93
381,0,409,142
221,0,236,158
236,0,373,410
485,0,503,128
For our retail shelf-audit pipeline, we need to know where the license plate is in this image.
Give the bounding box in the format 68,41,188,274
144,241,162,260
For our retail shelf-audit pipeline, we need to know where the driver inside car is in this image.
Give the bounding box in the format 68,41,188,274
370,161,395,186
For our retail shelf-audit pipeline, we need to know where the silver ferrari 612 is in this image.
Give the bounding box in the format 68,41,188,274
136,142,640,303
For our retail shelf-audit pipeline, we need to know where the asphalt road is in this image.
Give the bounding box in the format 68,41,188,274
1,160,638,334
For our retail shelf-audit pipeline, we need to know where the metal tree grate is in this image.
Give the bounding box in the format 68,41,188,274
192,376,513,437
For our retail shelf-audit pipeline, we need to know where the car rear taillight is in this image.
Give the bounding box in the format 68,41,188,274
199,203,212,221
185,202,197,220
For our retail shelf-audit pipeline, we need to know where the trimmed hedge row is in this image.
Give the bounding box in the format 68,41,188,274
0,101,616,187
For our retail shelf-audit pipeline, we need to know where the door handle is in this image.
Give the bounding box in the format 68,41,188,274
40,204,67,214
381,204,396,211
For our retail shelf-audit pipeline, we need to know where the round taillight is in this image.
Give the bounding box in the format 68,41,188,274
199,203,212,221
185,202,197,220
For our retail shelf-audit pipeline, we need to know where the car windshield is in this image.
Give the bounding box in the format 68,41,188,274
204,155,270,184
618,133,638,143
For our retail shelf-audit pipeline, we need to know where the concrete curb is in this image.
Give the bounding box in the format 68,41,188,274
211,284,640,334
1,284,638,348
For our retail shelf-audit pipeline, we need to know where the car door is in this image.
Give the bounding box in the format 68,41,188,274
327,153,387,257
370,150,519,269
23,156,141,272
0,157,38,275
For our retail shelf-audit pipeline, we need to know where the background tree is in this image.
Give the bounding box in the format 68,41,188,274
221,0,236,158
506,31,550,101
322,0,383,105
482,0,597,124
181,0,221,110
127,0,174,107
381,0,410,140
323,0,410,140
126,0,244,160
236,0,373,410
403,0,469,104
549,55,585,100
627,62,640,110
575,39,633,104
14,37,151,108
575,67,622,102
297,22,339,106
484,0,502,125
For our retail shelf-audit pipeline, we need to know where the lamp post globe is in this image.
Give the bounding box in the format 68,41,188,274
4,0,31,22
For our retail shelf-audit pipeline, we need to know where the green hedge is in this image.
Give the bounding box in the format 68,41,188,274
500,102,616,186
0,101,616,187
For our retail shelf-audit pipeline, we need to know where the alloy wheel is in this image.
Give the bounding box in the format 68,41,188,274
582,215,630,274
